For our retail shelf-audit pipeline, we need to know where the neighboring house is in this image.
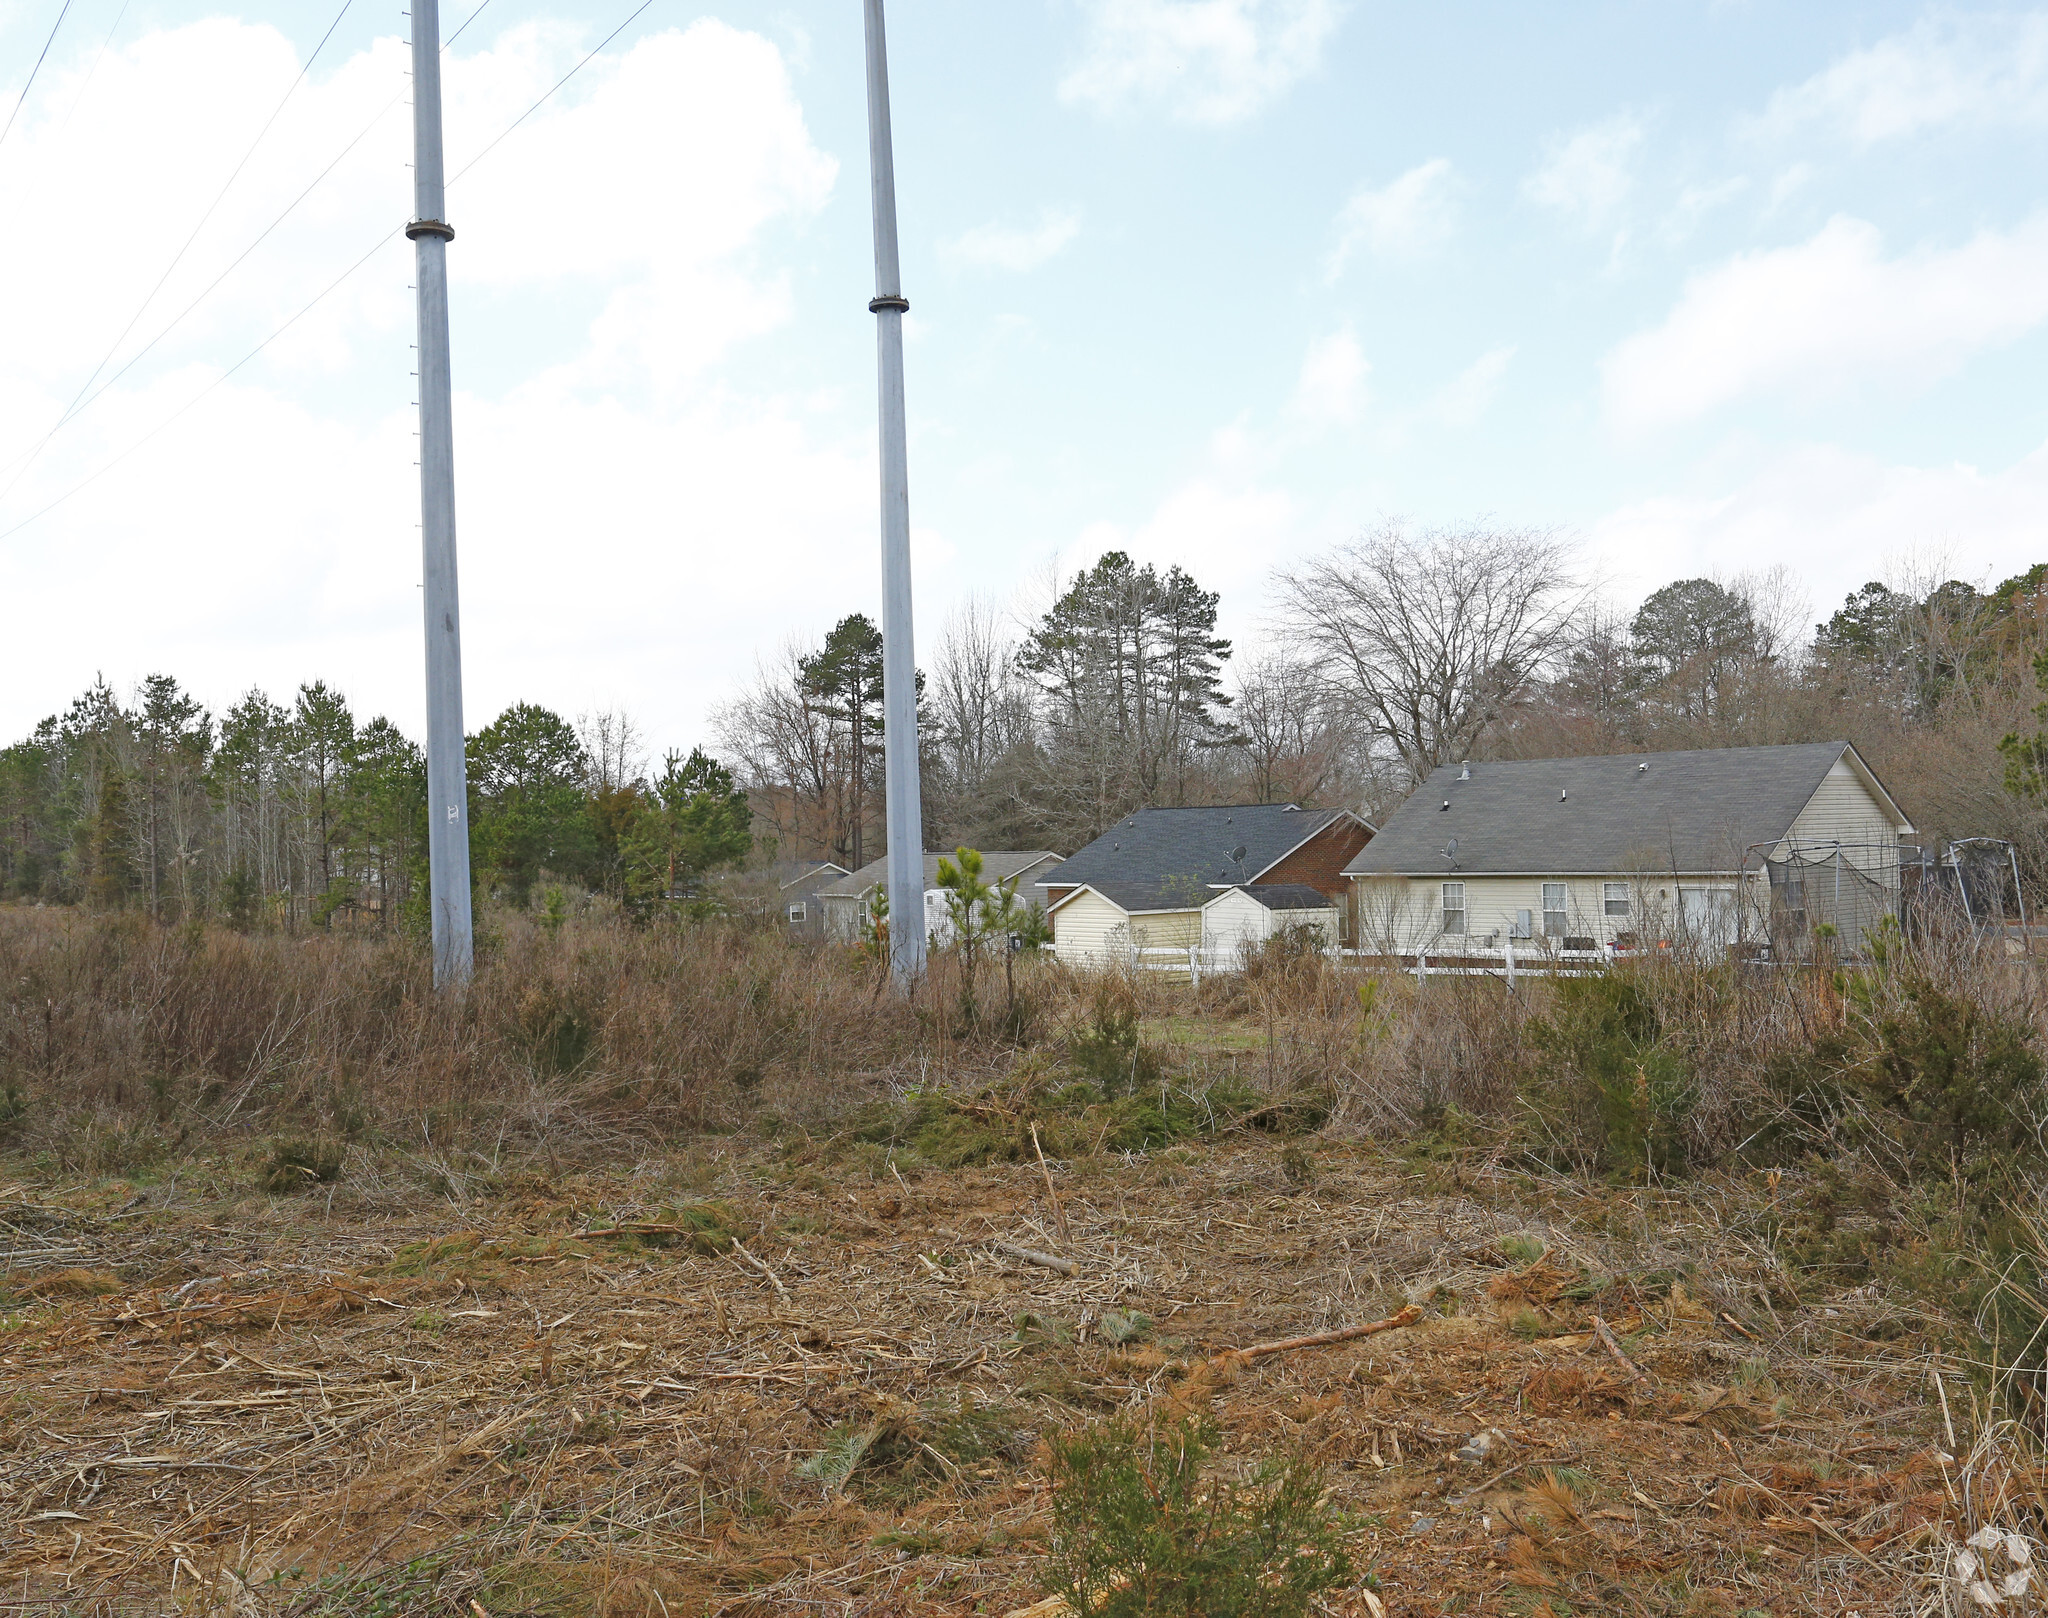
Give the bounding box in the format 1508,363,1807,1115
816,850,1065,943
772,859,848,938
1040,804,1374,968
1202,884,1343,959
1344,741,1913,957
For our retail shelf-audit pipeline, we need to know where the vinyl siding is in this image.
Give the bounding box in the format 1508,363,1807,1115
1050,894,1207,965
1785,759,1902,875
1050,889,1134,967
1135,910,1202,949
1203,888,1340,956
1354,871,1769,954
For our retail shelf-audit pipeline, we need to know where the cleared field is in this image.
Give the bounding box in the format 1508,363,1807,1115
0,1130,1966,1616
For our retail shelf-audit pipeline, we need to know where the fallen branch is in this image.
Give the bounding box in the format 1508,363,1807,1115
993,1240,1077,1277
730,1240,792,1303
1028,1122,1071,1248
1593,1314,1651,1386
1225,1303,1424,1365
935,1225,1079,1277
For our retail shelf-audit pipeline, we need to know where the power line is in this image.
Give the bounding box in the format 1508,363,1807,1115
0,0,359,497
0,0,76,155
0,0,501,486
0,0,664,540
448,0,657,186
0,85,408,487
0,229,402,542
445,0,498,50
56,0,135,135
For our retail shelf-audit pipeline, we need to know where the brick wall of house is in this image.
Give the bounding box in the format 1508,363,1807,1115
1260,817,1373,940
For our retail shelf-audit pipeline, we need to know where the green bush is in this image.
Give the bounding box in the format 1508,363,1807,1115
1525,973,1695,1177
1763,975,2044,1199
1043,1414,1351,1618
1070,983,1165,1098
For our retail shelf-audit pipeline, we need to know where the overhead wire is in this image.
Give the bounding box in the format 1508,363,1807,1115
0,0,76,155
0,0,662,542
0,0,360,497
0,0,504,488
55,0,135,136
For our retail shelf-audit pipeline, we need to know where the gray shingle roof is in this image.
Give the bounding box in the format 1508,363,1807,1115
1345,742,1899,878
1231,883,1338,912
1041,804,1352,913
817,850,1062,899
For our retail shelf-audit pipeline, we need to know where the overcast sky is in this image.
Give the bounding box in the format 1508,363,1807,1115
3,0,2046,751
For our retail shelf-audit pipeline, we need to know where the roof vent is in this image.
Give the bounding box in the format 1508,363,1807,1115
1638,761,1648,773
1112,842,1119,850
1440,799,1451,811
1459,762,1470,780
1559,789,1568,801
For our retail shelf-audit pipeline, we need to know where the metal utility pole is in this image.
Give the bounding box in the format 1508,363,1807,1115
861,0,926,990
408,0,475,987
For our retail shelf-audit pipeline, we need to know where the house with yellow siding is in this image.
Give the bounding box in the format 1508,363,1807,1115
1344,742,1912,958
1040,803,1373,969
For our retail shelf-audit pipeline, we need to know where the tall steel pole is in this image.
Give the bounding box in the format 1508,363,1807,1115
408,0,474,987
861,0,926,989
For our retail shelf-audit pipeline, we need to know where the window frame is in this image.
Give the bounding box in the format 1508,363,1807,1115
787,902,806,924
1440,880,1467,936
1541,881,1569,938
1602,882,1631,918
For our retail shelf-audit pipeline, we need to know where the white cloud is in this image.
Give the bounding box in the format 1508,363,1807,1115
1586,438,2048,619
1603,214,2048,433
1660,176,1747,244
1288,325,1367,425
1752,13,2048,145
942,210,1081,273
1523,112,1643,228
1324,157,1457,279
1427,345,1514,427
1059,0,1342,125
0,18,880,749
1075,476,1299,603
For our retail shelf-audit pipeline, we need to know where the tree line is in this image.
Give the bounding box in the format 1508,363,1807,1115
9,526,2048,918
0,682,750,923
718,527,2048,876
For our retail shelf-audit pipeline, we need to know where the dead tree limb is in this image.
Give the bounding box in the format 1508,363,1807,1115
1593,1314,1650,1385
1227,1303,1423,1364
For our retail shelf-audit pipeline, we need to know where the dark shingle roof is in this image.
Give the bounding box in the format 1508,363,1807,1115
1233,883,1338,912
1345,742,1899,878
817,850,1062,899
1041,804,1352,913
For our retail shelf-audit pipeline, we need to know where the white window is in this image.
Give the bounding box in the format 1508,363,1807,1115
787,903,806,924
1441,881,1466,935
1542,882,1568,938
1603,883,1630,918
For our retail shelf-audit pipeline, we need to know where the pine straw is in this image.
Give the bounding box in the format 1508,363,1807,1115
0,1141,1988,1617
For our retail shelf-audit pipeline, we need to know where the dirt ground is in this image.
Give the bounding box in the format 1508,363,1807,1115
0,1130,1980,1616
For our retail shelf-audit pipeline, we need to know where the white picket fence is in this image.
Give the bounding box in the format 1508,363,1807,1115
1130,940,1609,984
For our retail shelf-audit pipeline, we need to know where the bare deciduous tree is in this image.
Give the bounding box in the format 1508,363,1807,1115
930,597,1033,809
1275,523,1580,784
1225,653,1348,805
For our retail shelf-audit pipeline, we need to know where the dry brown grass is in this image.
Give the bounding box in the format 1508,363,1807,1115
0,1134,1973,1617
0,907,1091,1169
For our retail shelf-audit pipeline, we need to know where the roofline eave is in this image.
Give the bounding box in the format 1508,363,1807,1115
1244,807,1376,883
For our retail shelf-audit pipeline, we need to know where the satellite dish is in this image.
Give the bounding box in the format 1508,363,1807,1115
1441,837,1460,869
1229,844,1248,863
